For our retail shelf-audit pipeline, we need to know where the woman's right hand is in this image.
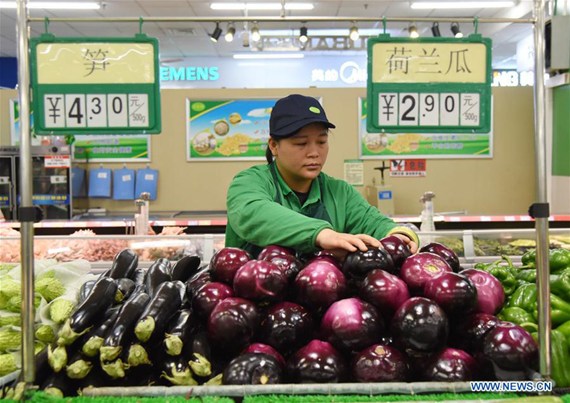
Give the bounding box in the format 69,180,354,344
315,228,381,254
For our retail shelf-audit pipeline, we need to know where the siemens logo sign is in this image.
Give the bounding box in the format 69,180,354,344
160,66,219,81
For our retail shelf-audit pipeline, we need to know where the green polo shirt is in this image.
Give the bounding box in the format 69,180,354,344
225,163,417,254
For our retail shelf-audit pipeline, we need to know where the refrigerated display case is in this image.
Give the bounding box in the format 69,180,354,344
0,229,567,265
0,145,72,220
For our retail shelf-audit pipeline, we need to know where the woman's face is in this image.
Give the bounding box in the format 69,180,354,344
269,122,329,191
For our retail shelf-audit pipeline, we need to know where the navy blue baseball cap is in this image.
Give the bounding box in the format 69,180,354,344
269,94,336,138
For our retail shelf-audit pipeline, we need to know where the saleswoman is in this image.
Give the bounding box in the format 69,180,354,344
225,94,419,258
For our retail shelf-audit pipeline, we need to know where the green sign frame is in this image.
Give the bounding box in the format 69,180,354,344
367,34,492,134
30,33,161,135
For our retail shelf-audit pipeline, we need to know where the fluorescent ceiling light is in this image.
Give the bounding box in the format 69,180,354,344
410,1,515,9
0,1,101,9
211,3,313,11
233,53,304,59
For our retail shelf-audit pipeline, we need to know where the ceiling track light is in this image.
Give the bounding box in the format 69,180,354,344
409,23,419,39
299,26,309,44
349,24,360,41
451,22,463,38
210,22,223,42
431,22,441,37
251,24,261,42
225,24,236,42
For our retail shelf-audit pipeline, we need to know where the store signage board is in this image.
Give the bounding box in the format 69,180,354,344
367,34,492,134
30,34,161,135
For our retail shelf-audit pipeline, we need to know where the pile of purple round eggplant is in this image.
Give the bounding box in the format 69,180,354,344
36,238,539,395
198,238,538,385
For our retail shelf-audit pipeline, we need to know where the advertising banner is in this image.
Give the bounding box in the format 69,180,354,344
187,99,277,161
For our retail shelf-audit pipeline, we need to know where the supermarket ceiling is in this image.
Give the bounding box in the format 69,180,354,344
0,0,536,69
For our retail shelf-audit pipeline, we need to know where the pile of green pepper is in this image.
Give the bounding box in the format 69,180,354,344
478,248,570,388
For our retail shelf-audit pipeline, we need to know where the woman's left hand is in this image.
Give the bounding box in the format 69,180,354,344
390,233,419,254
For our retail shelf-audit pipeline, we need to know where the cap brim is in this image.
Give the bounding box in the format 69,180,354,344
271,117,336,138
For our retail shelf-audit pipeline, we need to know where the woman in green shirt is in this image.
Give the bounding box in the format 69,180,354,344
225,94,418,258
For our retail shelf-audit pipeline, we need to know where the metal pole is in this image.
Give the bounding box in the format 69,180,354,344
532,0,552,382
16,0,36,386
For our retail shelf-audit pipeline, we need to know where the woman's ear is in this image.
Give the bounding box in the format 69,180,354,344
268,138,278,157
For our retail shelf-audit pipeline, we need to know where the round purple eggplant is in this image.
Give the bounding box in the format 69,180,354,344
423,271,478,317
210,247,251,285
287,340,346,383
223,353,283,385
400,252,452,295
294,260,346,311
320,297,384,352
259,301,315,355
207,297,259,353
352,344,408,382
391,297,448,353
420,242,461,272
380,235,413,269
233,259,288,303
360,269,410,318
193,282,234,318
422,348,478,381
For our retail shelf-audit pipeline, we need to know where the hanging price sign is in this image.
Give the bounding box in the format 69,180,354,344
367,34,492,134
30,34,161,135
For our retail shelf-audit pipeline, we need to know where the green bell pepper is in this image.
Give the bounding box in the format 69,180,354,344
497,306,536,325
551,268,570,301
516,269,537,284
548,330,570,387
550,249,570,273
531,292,570,326
557,320,570,344
508,283,537,312
487,265,518,296
521,248,570,273
521,249,536,268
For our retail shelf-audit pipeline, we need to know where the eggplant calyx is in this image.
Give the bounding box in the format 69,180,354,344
100,345,122,362
189,353,212,377
101,359,126,379
82,336,104,357
128,344,152,367
57,320,92,346
66,360,93,379
164,334,183,356
205,373,223,386
47,344,68,372
134,316,155,343
115,289,125,303
161,368,198,386
44,387,64,398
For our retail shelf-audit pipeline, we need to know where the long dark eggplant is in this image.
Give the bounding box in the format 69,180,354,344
171,255,201,282
77,280,97,305
132,267,148,286
81,306,121,357
41,372,77,397
100,292,150,362
57,277,118,346
186,329,213,377
134,281,181,343
115,278,136,303
106,249,139,279
159,355,198,386
32,346,51,387
145,258,172,298
163,309,194,356
65,350,93,380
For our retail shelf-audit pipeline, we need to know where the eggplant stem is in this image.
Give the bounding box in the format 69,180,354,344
164,334,183,356
188,353,212,377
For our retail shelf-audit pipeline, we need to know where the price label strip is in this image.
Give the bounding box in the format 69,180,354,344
30,34,161,135
367,35,492,134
